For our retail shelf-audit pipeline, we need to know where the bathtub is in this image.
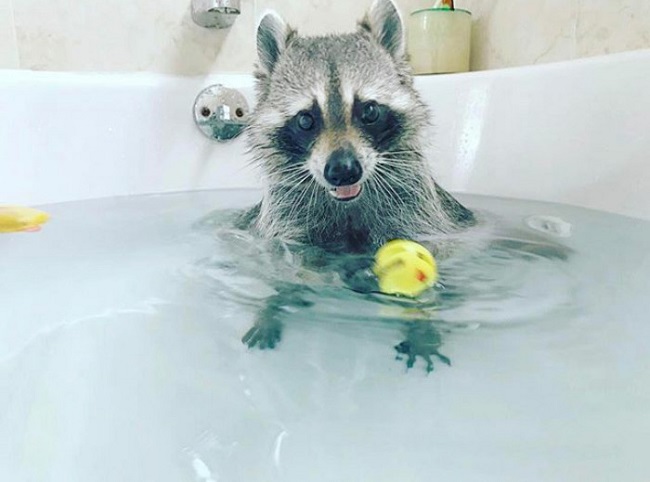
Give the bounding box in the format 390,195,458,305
2,50,649,218
1,51,650,482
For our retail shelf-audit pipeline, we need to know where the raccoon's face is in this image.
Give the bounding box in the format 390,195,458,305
249,0,429,204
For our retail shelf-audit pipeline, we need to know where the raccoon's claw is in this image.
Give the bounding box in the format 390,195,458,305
435,351,452,366
395,323,451,373
242,288,313,351
242,319,283,350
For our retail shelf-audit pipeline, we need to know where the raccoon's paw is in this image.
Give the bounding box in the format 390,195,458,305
242,318,283,350
394,323,451,373
395,340,451,373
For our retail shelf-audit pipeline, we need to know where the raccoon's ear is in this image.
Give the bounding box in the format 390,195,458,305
256,11,294,76
359,0,406,60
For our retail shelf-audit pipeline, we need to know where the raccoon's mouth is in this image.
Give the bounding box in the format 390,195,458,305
329,183,362,202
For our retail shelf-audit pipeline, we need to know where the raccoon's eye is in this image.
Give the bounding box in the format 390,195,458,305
297,112,315,131
361,102,381,125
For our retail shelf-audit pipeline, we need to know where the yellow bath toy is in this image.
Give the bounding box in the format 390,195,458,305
373,239,438,297
0,206,50,233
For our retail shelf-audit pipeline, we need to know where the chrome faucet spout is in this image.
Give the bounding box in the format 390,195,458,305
191,0,241,29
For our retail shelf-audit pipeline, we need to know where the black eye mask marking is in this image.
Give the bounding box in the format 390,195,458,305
352,98,405,152
274,102,323,164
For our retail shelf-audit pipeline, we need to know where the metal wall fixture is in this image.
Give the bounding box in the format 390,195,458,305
193,84,250,142
191,0,241,28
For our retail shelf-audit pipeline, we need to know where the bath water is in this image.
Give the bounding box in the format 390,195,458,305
1,190,649,482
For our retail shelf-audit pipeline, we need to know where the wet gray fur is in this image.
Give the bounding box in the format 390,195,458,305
242,0,475,253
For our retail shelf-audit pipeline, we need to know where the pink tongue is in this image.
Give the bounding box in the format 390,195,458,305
335,184,361,199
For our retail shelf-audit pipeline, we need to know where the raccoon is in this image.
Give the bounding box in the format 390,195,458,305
243,0,475,252
238,0,475,371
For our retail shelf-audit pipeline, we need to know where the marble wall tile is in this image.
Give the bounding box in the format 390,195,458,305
13,0,256,74
253,0,430,35
0,0,20,69
6,0,650,74
255,0,373,35
462,0,580,70
576,0,650,57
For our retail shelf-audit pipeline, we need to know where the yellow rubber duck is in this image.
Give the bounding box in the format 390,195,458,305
0,206,50,233
373,239,438,297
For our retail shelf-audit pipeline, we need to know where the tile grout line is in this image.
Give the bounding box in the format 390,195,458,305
8,0,21,68
573,0,581,61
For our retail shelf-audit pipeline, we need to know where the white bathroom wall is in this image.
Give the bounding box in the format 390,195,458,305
0,0,649,73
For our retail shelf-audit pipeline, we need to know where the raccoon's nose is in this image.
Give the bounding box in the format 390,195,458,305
324,149,363,187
